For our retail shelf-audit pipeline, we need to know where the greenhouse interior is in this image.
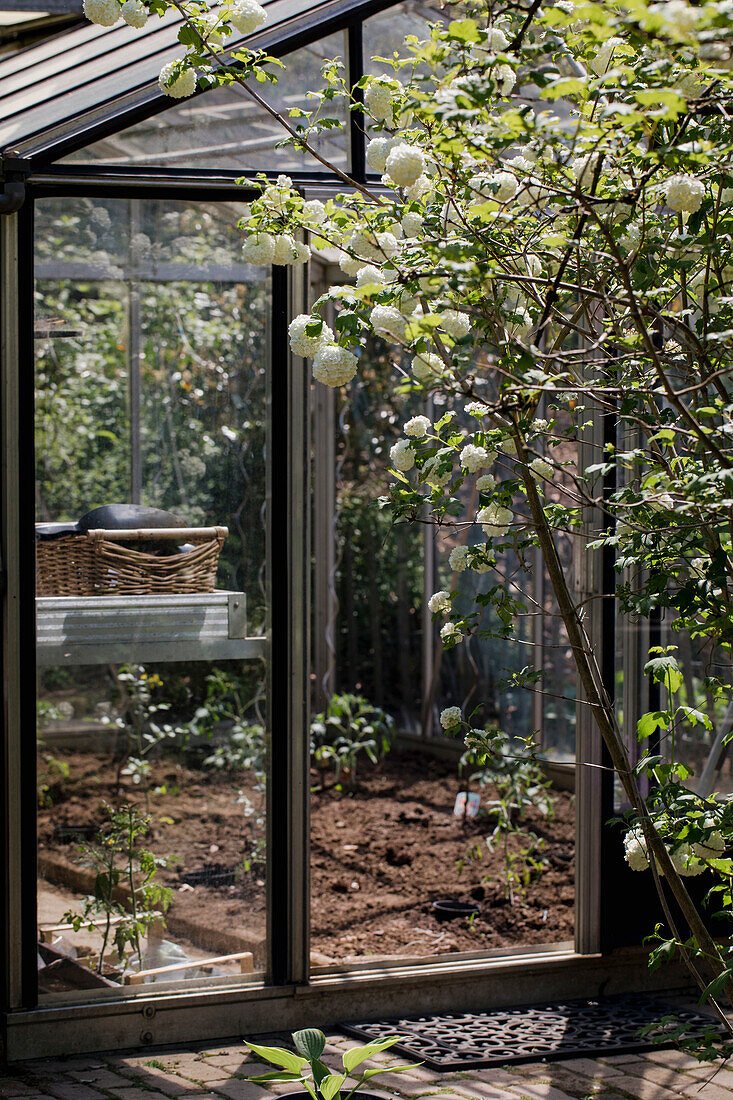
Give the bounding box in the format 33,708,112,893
2,0,733,1079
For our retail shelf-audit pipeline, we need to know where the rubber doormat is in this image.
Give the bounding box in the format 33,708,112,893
340,994,722,1068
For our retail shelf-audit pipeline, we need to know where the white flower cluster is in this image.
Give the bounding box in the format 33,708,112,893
312,346,358,388
158,61,197,98
412,351,443,381
449,545,469,572
478,504,513,537
241,233,275,264
366,137,398,173
364,78,400,122
121,0,146,27
402,212,424,237
440,310,471,339
83,0,120,26
242,232,307,266
476,473,496,492
663,174,705,213
355,264,385,288
428,590,451,614
404,415,431,438
385,144,426,189
440,705,462,729
390,438,415,471
288,315,334,358
529,458,554,480
370,305,406,341
460,444,496,473
422,457,452,487
624,823,725,875
229,0,267,35
441,622,461,641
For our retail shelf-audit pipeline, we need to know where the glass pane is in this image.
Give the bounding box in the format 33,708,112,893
310,333,574,969
363,0,447,78
58,34,348,171
35,196,269,997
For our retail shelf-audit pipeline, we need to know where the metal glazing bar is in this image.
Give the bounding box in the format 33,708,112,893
347,22,365,183
0,199,38,1014
128,200,142,504
574,399,604,957
267,259,310,987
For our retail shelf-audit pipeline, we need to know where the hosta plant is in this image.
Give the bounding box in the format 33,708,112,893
246,1028,420,1099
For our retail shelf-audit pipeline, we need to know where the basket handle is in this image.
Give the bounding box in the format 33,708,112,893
86,526,228,542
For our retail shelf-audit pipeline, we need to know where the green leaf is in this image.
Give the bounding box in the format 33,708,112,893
342,1037,401,1073
294,1029,327,1063
320,1074,346,1100
447,17,480,42
637,711,665,741
248,1071,303,1083
359,1063,424,1081
246,1042,309,1073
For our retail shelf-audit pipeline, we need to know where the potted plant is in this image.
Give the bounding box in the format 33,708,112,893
246,1027,420,1099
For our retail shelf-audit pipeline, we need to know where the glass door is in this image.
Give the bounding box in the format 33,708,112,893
33,195,272,999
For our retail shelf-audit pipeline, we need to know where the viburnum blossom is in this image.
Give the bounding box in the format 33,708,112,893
428,590,451,614
228,0,267,35
312,346,358,388
449,545,469,571
411,351,443,381
460,444,496,472
288,315,334,358
624,828,650,872
158,61,197,98
364,79,397,122
302,199,326,225
385,144,426,189
478,504,513,538
440,310,471,339
402,212,424,237
664,174,705,213
440,706,462,730
83,0,120,25
529,458,554,480
440,622,461,641
241,233,275,264
121,0,147,26
476,474,497,492
404,415,431,438
390,438,415,471
370,305,406,340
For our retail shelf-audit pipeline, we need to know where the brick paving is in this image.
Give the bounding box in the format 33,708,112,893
3,1034,733,1100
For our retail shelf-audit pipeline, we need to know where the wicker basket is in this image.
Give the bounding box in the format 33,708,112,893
36,526,228,597
36,533,95,597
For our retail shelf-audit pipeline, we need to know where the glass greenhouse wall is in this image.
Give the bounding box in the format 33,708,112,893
0,0,702,1062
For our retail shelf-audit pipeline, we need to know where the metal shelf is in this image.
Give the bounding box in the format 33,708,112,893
36,591,267,666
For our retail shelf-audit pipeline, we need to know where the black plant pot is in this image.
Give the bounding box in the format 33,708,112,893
431,898,480,921
280,1093,387,1099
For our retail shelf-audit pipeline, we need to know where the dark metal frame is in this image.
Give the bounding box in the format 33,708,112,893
0,176,310,1016
6,0,390,167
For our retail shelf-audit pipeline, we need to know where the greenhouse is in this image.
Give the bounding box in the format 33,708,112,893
2,0,733,1074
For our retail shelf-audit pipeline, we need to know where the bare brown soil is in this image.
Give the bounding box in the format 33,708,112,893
37,749,574,965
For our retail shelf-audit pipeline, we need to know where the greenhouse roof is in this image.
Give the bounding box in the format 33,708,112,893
0,0,395,160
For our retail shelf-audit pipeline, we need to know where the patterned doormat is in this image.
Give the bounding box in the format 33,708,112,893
340,994,721,1068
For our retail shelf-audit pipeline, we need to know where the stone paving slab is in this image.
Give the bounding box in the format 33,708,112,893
5,1033,733,1100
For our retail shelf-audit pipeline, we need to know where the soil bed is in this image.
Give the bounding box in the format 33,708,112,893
37,749,574,965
